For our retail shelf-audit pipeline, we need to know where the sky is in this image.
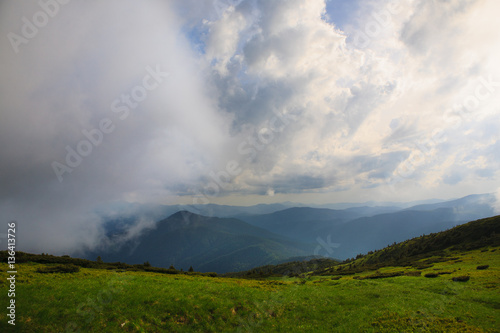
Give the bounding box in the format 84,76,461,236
0,0,499,254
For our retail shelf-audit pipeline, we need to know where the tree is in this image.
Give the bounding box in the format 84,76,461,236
96,256,103,263
169,265,176,270
143,261,151,267
188,266,194,272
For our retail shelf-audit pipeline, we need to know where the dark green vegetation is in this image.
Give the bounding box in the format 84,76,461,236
36,264,80,274
1,215,499,332
0,251,217,277
223,258,340,278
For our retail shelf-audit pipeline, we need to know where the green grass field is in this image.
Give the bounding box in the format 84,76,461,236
1,247,498,332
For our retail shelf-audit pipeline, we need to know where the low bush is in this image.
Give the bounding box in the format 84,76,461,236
452,275,470,282
37,264,80,274
424,273,439,278
361,271,404,280
404,271,421,277
476,265,489,270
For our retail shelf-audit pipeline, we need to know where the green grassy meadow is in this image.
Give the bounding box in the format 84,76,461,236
1,247,498,332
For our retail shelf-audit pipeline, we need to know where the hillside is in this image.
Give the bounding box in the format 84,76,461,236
88,211,312,273
328,208,462,259
1,243,498,331
314,214,500,276
227,215,500,280
223,257,340,279
1,215,499,331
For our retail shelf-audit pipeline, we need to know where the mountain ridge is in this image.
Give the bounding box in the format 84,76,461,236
88,211,313,273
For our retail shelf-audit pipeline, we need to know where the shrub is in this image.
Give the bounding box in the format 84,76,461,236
452,276,470,282
424,273,439,278
37,264,80,274
361,271,404,280
125,267,141,272
404,271,421,277
476,265,489,270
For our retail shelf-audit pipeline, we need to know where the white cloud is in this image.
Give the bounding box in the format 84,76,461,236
0,0,499,253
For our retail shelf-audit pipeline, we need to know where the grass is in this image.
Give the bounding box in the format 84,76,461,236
0,247,498,332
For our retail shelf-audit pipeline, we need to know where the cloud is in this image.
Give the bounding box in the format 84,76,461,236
494,188,500,214
0,0,230,254
0,0,499,254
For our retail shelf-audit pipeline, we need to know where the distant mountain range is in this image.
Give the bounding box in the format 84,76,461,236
225,214,500,278
85,193,498,273
239,194,497,259
89,211,311,273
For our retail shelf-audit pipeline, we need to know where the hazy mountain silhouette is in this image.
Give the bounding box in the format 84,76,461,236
90,211,311,273
92,194,497,272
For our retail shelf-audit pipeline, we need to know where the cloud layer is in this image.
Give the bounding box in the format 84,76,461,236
0,0,499,253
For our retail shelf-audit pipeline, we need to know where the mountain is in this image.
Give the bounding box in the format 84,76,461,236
179,203,292,217
312,199,447,210
235,194,497,260
89,211,312,273
358,214,500,267
313,214,500,276
328,208,462,259
93,194,497,273
99,194,495,238
241,207,464,260
238,207,361,242
98,202,295,238
403,193,496,221
233,214,500,278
